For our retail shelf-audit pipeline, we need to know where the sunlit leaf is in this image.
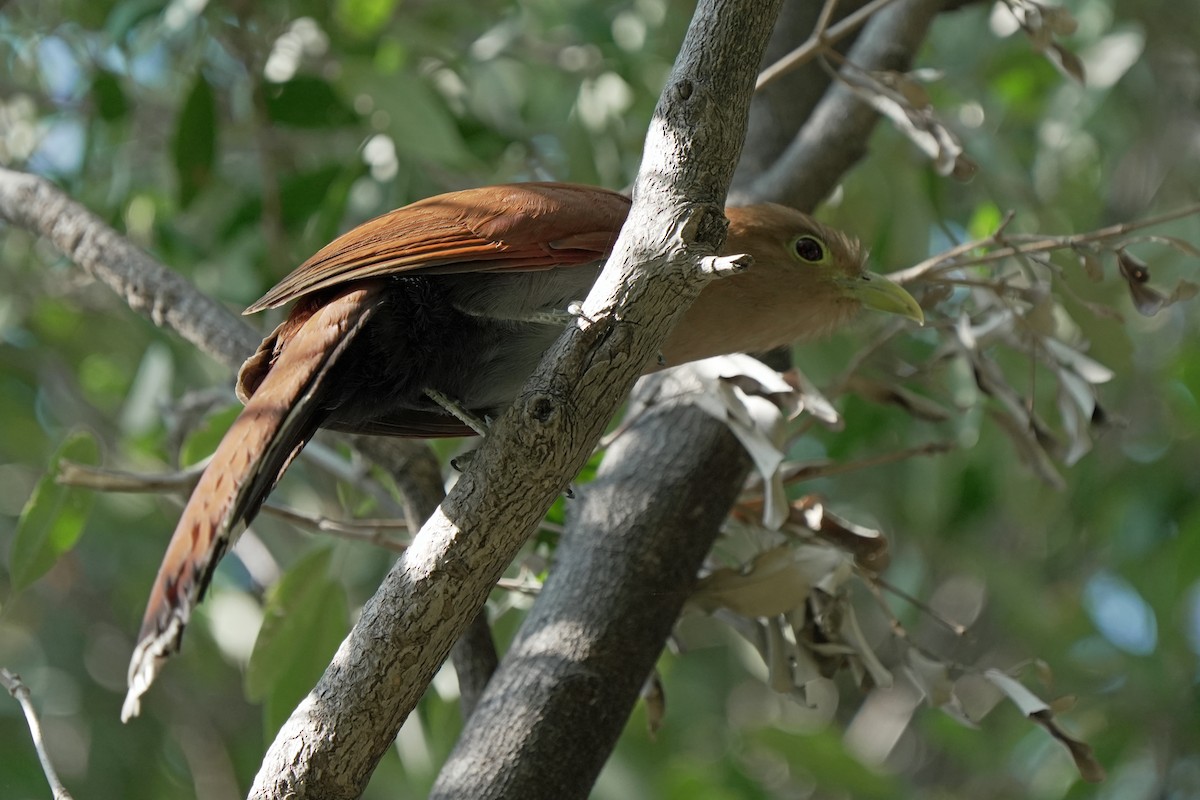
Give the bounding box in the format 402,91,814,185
335,0,399,38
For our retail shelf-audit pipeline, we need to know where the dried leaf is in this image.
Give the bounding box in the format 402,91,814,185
1116,248,1151,284
679,356,794,528
1033,711,1107,782
842,605,893,689
1125,234,1200,259
765,616,798,693
693,544,851,618
984,668,1106,782
988,408,1067,490
1043,338,1115,384
1049,42,1086,83
722,373,803,417
889,72,933,108
1040,5,1079,36
905,648,955,708
838,63,973,180
1075,247,1104,282
789,497,891,573
1034,658,1055,687
1056,380,1093,466
640,671,666,737
1168,279,1200,305
782,367,841,427
1023,297,1058,337
1049,694,1077,714
847,376,953,422
1116,249,1167,315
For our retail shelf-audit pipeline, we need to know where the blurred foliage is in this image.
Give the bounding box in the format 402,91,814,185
1,0,1198,798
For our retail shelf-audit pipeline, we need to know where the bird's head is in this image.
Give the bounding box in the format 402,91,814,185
661,203,923,365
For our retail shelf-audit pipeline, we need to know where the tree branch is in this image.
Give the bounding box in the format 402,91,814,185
351,435,502,719
2,668,75,800
433,2,947,797
431,377,754,800
732,0,945,210
248,1,783,796
0,166,260,366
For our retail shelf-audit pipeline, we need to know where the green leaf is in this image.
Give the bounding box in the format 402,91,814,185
385,73,471,166
967,202,1002,241
265,77,359,129
91,70,129,122
245,547,349,738
173,74,217,209
335,0,400,39
220,163,361,244
9,431,100,592
180,404,241,468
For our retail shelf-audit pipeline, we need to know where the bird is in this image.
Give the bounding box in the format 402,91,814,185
121,181,922,720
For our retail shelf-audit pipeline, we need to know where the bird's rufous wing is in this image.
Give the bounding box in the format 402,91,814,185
246,182,631,313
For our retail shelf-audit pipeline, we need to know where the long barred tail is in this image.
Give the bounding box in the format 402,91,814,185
122,287,378,721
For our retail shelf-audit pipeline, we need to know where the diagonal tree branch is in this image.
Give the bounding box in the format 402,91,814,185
433,2,948,798
0,166,260,366
249,1,784,796
429,2,785,798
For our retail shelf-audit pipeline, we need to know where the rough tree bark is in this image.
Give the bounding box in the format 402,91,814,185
247,0,785,796
432,1,947,798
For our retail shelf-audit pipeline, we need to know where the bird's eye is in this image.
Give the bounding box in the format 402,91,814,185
793,235,826,263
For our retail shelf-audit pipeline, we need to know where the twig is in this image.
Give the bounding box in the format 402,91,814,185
867,574,969,638
2,668,75,800
756,0,903,90
265,504,410,551
780,440,955,485
55,459,414,549
890,202,1200,285
57,459,206,493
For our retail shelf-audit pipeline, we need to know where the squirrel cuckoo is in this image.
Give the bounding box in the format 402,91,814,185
122,182,922,719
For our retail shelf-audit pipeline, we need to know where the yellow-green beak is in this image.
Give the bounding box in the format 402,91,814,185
839,272,924,325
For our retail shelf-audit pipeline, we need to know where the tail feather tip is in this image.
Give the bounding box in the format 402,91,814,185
121,615,186,722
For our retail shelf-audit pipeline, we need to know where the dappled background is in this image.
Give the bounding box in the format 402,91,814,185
1,0,1198,798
